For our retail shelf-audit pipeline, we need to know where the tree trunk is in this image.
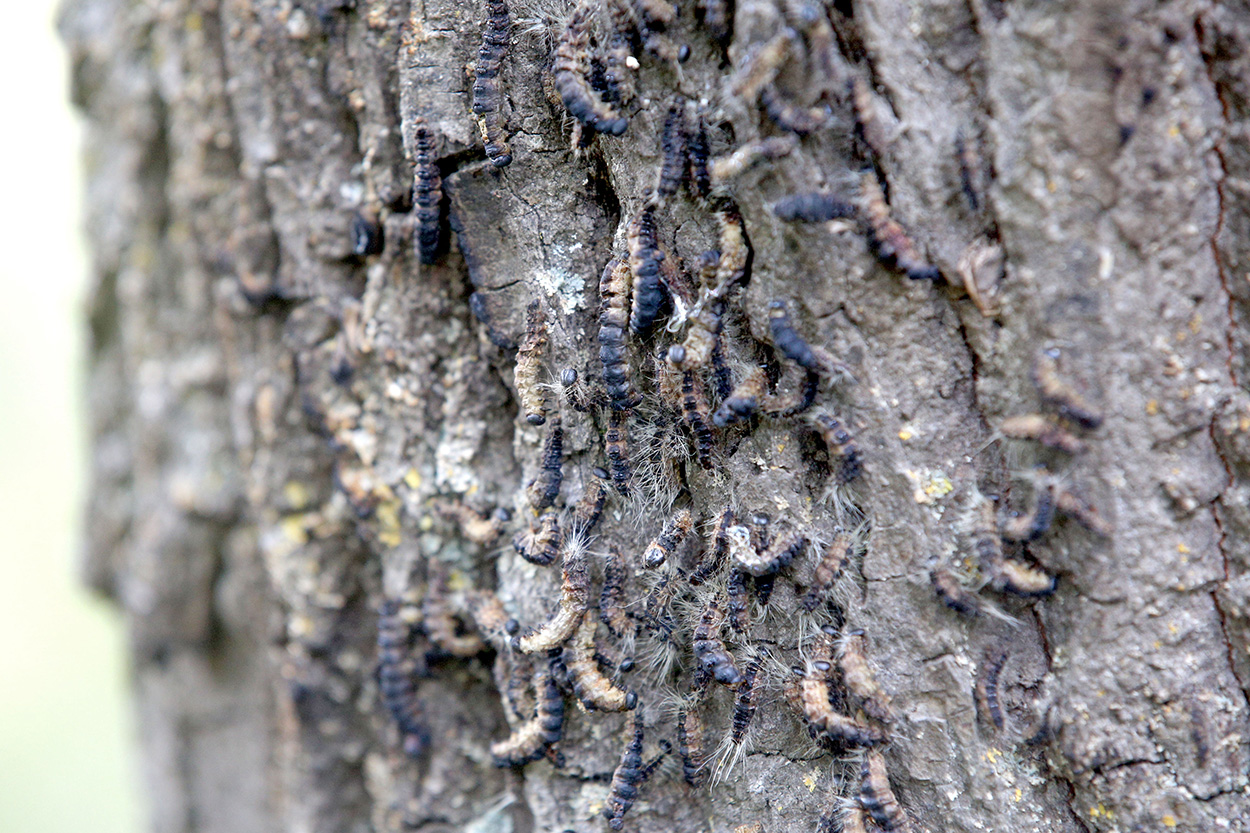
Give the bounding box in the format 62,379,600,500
62,0,1250,831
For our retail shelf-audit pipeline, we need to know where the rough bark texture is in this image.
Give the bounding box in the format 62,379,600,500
64,0,1250,831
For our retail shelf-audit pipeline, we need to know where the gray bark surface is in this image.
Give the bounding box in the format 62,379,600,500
63,0,1250,831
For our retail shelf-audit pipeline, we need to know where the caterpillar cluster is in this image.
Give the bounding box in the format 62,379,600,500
930,348,1110,618
341,4,1122,831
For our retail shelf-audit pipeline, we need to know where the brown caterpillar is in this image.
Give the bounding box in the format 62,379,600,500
991,558,1057,597
726,568,750,634
677,705,706,787
714,366,768,427
999,478,1056,543
1055,486,1113,536
734,529,806,578
759,85,831,135
1032,349,1104,429
515,299,548,426
793,629,887,747
525,415,564,511
976,648,1008,730
802,531,853,611
810,412,860,482
714,199,751,289
600,545,634,639
930,566,982,617
690,506,735,585
999,413,1087,455
730,29,795,102
657,95,688,199
680,370,716,469
516,535,590,652
605,407,632,493
709,136,798,185
668,252,723,372
773,191,857,224
466,588,513,651
490,655,565,766
686,106,712,201
564,610,636,712
424,564,487,657
432,499,509,546
471,0,513,167
840,806,872,833
970,492,1004,576
850,75,892,160
554,6,628,136
693,593,743,685
858,172,941,282
604,709,659,830
377,598,431,756
512,509,563,566
627,203,668,336
644,507,694,568
860,750,913,832
413,120,443,265
839,631,894,725
569,471,608,535
599,259,640,411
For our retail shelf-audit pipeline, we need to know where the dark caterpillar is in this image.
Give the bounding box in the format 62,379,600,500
412,121,443,265
377,598,431,757
471,0,513,166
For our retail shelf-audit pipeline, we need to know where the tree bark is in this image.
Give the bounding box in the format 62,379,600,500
63,0,1250,831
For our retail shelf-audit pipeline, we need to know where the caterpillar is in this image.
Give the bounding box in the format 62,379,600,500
471,0,513,167
525,415,564,512
643,507,694,568
516,534,590,653
376,598,431,756
412,120,443,265
515,300,548,426
858,172,941,282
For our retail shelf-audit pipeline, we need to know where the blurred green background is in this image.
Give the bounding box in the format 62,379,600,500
0,1,143,831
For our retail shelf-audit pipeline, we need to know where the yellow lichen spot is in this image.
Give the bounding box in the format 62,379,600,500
1146,399,1160,415
1168,124,1181,138
376,500,402,548
1163,815,1178,828
1014,788,1023,802
1168,622,1179,634
284,481,311,510
898,428,913,441
419,514,434,531
1189,314,1202,334
1046,180,1058,193
281,515,310,544
924,472,954,499
404,468,422,490
1154,641,1162,649
447,570,472,592
984,747,1001,764
777,442,786,454
186,11,203,31
1177,542,1190,554
803,769,822,791
1240,415,1250,432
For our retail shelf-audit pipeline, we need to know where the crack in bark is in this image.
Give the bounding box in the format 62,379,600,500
1194,6,1250,715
